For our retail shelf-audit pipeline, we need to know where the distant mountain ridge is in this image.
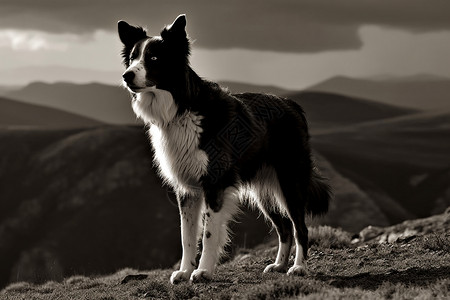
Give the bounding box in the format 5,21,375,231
6,82,138,125
0,66,119,86
307,76,450,110
0,96,102,128
5,81,418,129
286,91,417,130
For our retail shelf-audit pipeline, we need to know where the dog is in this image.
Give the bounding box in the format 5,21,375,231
118,14,331,284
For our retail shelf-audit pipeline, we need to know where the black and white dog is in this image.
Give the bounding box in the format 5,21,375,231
118,15,330,284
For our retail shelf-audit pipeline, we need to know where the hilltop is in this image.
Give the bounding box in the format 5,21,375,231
0,96,102,128
2,209,449,299
313,111,450,219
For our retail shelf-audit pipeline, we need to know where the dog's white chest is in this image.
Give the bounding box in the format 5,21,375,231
149,112,208,192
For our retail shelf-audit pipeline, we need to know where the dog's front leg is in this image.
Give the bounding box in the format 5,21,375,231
170,193,203,284
190,186,239,282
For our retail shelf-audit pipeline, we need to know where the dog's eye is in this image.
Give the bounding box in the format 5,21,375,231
151,56,158,61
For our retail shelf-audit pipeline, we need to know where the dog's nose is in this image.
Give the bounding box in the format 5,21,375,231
122,71,135,83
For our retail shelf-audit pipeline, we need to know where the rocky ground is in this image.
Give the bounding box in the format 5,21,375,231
2,208,449,299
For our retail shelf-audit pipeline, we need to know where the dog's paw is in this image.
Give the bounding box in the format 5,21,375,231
190,269,212,283
170,270,191,284
263,263,287,273
287,264,308,276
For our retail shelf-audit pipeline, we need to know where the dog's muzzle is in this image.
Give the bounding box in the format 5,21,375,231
122,71,135,85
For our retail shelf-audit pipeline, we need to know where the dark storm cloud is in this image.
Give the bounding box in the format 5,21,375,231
1,0,450,52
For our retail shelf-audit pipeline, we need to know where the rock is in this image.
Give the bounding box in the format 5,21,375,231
120,274,148,284
359,225,384,242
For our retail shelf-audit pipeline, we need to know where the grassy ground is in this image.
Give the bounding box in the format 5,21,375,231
2,214,449,299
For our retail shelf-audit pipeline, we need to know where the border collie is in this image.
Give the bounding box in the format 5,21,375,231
118,14,331,284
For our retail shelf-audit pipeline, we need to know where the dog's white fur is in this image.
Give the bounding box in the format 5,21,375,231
192,186,240,281
171,192,204,283
148,111,209,192
132,89,209,192
239,164,289,218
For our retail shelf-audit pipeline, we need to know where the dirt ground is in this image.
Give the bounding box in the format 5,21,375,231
2,210,449,299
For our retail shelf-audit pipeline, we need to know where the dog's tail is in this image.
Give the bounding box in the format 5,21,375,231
305,169,331,216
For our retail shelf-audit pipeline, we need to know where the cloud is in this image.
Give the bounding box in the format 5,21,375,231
191,26,450,89
0,30,123,71
0,30,81,51
2,24,449,89
1,0,450,53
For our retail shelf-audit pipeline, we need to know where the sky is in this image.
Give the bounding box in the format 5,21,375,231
0,0,450,89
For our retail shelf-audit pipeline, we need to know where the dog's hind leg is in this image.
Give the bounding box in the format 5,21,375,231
262,210,293,273
276,171,310,276
170,192,204,284
190,186,240,282
282,185,309,276
287,210,309,276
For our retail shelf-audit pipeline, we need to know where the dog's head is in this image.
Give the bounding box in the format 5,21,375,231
118,14,190,94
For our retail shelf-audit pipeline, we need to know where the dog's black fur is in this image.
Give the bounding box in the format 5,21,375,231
118,15,331,283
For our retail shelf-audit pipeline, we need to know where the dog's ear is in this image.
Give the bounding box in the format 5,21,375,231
161,14,187,40
118,20,147,46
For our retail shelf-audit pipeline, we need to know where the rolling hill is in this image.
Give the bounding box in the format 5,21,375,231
0,97,103,128
313,111,450,218
307,76,450,110
0,126,179,288
285,91,417,130
6,82,138,124
0,85,21,96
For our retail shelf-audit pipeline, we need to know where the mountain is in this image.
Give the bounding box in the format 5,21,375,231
218,82,418,130
0,126,177,288
307,76,450,110
0,97,103,128
314,152,412,228
0,66,120,86
285,91,417,130
313,111,450,218
6,81,292,126
0,85,21,96
368,73,450,82
6,81,418,129
6,82,138,124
